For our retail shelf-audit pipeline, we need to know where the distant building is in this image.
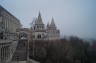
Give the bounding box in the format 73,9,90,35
17,28,32,41
31,12,60,40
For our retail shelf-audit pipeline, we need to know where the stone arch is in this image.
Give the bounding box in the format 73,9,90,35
19,32,28,39
0,32,3,39
37,34,41,39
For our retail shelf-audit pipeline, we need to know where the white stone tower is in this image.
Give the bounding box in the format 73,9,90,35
46,18,60,40
32,12,46,40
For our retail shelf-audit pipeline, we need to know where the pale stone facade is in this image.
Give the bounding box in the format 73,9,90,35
0,5,21,63
31,12,60,40
0,5,21,40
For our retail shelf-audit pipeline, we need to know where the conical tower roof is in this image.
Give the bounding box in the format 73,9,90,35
35,12,44,25
50,17,56,28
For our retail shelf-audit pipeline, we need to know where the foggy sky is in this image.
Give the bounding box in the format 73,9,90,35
0,0,96,39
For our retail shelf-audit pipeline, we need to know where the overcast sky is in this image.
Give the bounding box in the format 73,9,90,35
0,0,96,39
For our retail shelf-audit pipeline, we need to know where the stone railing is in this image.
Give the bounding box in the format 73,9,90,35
0,40,18,63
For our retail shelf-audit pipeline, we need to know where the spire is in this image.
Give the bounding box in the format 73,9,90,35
50,17,56,27
38,12,43,24
35,12,44,25
38,11,41,19
48,17,57,30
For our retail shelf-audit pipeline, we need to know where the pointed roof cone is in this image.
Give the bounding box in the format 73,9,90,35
36,12,44,25
38,12,43,24
50,17,56,27
38,11,41,19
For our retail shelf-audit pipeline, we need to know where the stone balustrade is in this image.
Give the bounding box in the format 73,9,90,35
0,40,18,63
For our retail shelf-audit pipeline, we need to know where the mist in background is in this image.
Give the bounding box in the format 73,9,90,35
0,0,96,39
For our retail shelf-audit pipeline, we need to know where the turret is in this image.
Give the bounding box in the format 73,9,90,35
35,12,44,25
49,17,56,29
33,12,45,31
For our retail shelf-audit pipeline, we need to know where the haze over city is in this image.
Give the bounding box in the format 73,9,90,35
0,0,96,39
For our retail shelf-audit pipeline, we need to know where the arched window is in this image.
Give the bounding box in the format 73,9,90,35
19,32,27,39
37,34,41,39
37,26,39,28
0,32,3,39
